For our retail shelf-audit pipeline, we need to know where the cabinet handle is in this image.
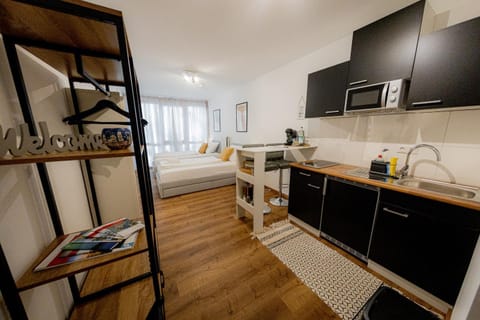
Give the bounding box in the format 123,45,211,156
349,79,368,86
411,99,443,106
299,172,311,177
325,110,340,114
307,183,321,190
380,82,388,108
383,207,409,219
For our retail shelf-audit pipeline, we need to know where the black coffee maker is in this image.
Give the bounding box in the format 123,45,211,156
285,128,297,145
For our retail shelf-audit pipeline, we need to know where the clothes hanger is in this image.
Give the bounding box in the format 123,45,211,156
63,99,148,126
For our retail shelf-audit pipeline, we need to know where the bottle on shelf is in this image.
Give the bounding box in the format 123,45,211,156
297,126,305,145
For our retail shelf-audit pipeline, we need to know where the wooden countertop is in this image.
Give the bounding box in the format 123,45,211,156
291,162,480,211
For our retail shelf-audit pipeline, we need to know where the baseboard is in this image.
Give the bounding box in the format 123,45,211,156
368,260,451,314
288,215,320,237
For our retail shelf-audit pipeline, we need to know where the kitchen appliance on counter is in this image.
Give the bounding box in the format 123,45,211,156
344,79,408,113
301,159,338,169
285,128,297,145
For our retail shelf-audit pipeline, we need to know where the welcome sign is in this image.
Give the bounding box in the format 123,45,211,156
0,122,109,158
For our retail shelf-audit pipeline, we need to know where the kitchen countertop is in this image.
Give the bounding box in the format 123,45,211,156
291,162,480,211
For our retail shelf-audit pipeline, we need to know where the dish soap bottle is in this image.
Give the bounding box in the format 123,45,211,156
297,126,305,145
389,157,398,177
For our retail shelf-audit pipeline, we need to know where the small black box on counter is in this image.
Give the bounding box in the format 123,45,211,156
370,160,389,176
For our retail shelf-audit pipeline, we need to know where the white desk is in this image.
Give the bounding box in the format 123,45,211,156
235,145,317,234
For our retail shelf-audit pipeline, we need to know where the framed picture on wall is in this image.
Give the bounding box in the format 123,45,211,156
236,102,248,132
213,109,221,132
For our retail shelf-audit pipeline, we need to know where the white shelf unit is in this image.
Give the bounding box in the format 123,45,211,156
235,145,317,234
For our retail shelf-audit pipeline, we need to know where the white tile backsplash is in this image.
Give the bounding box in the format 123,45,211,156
311,138,347,163
308,109,480,187
437,145,480,187
444,109,480,148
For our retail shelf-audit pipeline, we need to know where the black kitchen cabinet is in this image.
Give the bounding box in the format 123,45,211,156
347,0,425,87
407,17,480,110
305,61,349,117
320,177,379,261
288,167,324,230
369,189,480,305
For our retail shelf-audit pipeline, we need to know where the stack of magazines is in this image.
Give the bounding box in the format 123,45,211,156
35,218,144,271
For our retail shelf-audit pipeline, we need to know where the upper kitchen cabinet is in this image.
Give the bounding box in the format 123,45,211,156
407,17,480,110
347,0,426,87
305,61,349,118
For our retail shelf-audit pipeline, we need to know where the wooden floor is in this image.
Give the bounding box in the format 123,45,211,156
70,184,447,319
156,185,338,320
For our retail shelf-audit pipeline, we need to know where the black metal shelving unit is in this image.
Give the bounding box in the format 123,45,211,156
0,1,164,318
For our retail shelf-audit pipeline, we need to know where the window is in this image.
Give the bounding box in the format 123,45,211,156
141,97,208,163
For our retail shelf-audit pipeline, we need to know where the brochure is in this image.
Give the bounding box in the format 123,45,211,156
34,219,143,271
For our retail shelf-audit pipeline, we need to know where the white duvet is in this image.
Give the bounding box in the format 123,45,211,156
155,155,222,170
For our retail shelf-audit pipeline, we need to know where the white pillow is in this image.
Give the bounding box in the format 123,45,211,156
205,141,220,153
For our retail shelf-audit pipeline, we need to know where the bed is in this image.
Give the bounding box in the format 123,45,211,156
153,141,221,160
155,150,236,198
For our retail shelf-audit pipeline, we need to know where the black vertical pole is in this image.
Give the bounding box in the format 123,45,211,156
0,245,28,320
114,20,163,316
3,36,64,237
130,64,162,280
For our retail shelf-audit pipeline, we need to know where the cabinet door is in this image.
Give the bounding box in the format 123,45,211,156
369,190,480,305
347,1,424,87
288,167,324,229
407,17,480,110
320,177,379,260
305,61,349,118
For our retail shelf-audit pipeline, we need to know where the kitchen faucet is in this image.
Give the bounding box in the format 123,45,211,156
398,144,441,178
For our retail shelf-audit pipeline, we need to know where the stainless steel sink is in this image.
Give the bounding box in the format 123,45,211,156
395,178,478,200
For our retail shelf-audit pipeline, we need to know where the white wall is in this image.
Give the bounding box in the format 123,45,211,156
209,1,480,318
75,89,142,222
0,39,92,319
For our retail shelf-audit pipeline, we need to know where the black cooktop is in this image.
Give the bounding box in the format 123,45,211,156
301,159,338,169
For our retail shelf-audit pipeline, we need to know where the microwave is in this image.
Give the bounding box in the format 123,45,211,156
344,79,408,113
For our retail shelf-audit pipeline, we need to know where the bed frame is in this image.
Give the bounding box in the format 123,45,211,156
156,170,235,198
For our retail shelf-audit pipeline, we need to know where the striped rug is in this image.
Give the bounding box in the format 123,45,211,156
256,221,383,320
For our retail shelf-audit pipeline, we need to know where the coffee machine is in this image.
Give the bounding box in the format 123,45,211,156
285,128,297,145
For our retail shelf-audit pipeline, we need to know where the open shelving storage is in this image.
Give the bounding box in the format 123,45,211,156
235,145,317,234
0,1,164,319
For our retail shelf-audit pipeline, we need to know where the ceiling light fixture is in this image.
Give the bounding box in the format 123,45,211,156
183,70,203,87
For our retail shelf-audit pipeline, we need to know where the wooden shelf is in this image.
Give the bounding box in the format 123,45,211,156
236,169,254,184
0,148,135,166
0,0,127,83
16,228,149,292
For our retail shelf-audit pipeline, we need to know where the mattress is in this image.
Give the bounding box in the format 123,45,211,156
155,157,236,198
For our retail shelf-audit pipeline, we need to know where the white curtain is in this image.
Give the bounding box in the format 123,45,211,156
141,96,208,163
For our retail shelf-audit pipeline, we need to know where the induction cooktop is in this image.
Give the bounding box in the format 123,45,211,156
301,159,338,169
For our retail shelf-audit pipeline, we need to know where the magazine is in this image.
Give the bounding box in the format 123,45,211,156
61,218,144,252
34,219,143,271
68,218,143,243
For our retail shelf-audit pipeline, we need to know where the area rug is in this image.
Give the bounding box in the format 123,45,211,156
256,221,383,320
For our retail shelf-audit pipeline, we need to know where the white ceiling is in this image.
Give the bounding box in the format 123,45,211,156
85,0,448,101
